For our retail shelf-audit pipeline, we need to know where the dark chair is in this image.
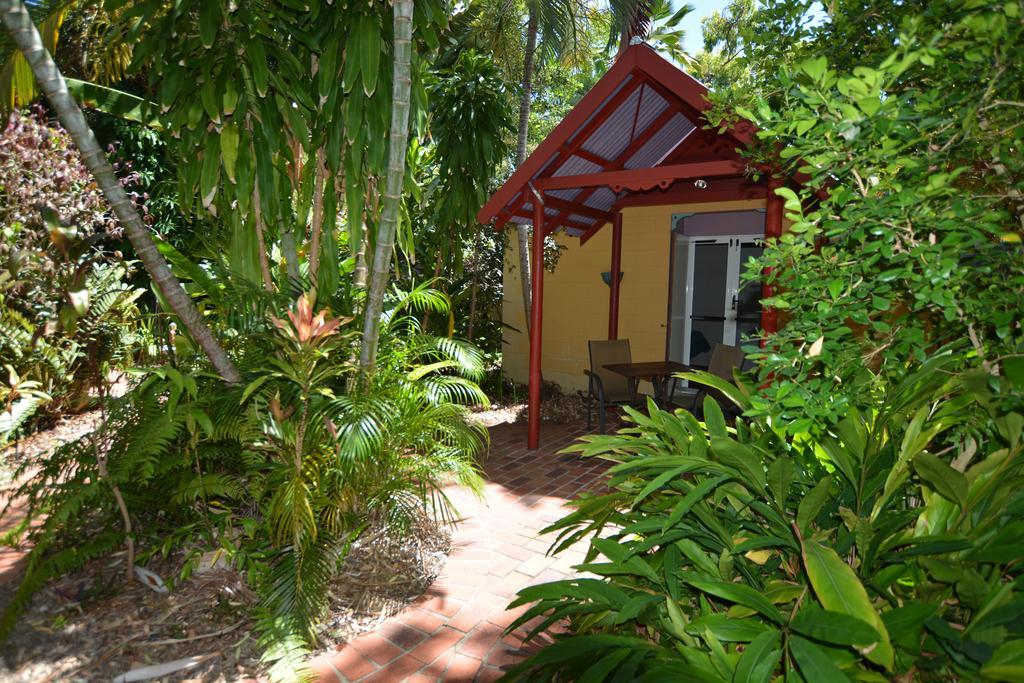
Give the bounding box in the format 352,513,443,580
670,343,746,416
585,339,645,433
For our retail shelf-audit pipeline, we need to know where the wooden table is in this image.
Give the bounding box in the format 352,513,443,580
603,360,690,406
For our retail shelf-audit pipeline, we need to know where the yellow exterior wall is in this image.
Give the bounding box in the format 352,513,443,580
501,198,768,394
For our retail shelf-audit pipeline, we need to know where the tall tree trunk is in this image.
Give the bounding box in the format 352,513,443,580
358,0,413,376
515,5,538,333
307,147,327,286
467,233,481,343
252,185,274,291
353,222,369,288
0,0,241,384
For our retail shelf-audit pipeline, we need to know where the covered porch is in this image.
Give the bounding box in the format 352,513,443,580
477,44,785,449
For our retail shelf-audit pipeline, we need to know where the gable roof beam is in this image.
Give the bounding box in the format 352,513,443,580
535,160,744,192
541,196,613,222
541,104,684,239
561,146,610,167
509,210,595,233
478,66,648,224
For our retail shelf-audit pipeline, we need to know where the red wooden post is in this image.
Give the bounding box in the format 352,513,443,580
608,212,622,339
528,189,546,450
761,177,784,335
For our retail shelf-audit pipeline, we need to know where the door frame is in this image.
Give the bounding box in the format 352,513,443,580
666,209,765,365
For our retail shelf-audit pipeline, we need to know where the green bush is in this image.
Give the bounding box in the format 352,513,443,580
0,109,151,440
506,355,1024,681
711,0,1024,431
1,284,488,680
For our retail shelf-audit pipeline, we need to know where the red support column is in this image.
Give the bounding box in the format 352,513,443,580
527,189,546,450
761,177,784,335
608,212,622,339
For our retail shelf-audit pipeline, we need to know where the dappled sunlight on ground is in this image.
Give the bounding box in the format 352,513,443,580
311,421,609,682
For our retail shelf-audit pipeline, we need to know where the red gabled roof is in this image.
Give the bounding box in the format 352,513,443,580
477,43,757,237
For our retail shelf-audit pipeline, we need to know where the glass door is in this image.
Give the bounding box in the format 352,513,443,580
688,240,730,367
670,235,763,368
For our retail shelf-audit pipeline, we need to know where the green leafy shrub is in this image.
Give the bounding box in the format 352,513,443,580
242,286,487,676
506,355,1024,681
1,284,488,680
0,109,150,439
712,0,1024,431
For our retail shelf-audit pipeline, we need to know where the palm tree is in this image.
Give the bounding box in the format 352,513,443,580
359,0,414,376
0,0,241,384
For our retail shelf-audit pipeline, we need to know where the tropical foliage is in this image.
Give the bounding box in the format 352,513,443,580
720,0,1024,431
507,357,1024,681
3,0,1022,680
0,108,148,439
501,0,1024,681
1,283,489,677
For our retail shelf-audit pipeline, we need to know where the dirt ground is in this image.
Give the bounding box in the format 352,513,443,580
0,413,452,682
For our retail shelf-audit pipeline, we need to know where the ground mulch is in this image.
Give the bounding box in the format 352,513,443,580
471,381,590,427
0,414,453,682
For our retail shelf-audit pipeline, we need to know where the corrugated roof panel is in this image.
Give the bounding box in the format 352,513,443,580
624,113,695,170
580,84,669,162
521,203,562,218
583,187,618,212
568,214,599,226
548,187,581,200
552,155,604,177
565,74,635,146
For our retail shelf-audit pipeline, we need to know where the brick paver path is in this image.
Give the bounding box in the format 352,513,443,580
311,420,608,683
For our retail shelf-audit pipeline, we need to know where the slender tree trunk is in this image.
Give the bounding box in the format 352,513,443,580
515,5,538,333
252,185,274,291
0,0,241,384
353,222,369,288
308,147,327,285
467,261,480,343
359,0,413,376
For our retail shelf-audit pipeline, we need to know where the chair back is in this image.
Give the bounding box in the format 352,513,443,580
588,339,633,402
707,344,746,382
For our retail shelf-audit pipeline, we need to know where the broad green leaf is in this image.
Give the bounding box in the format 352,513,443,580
66,79,160,128
881,601,937,641
189,407,214,438
789,635,850,682
800,56,829,82
634,465,691,505
686,614,769,642
791,607,880,646
198,1,220,48
704,396,727,437
914,452,968,508
980,639,1024,681
200,132,221,209
802,541,893,670
710,437,766,490
662,475,731,534
797,477,832,532
221,121,239,183
733,630,781,683
767,457,793,509
680,575,785,624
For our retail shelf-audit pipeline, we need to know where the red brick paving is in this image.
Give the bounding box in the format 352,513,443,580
318,420,608,682
0,420,608,682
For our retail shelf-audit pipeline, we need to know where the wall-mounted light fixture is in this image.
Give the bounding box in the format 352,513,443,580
601,271,624,287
